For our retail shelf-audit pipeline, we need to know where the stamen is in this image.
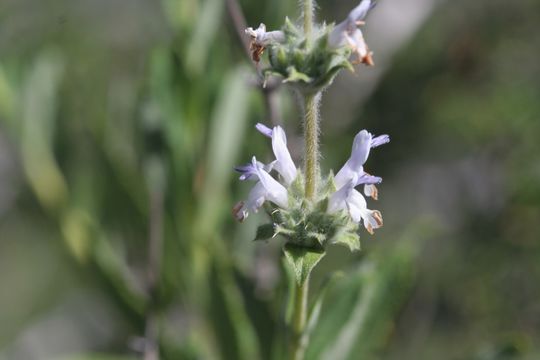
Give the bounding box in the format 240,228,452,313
232,202,246,222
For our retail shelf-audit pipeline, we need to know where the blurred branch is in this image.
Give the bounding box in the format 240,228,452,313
225,0,282,126
144,158,166,360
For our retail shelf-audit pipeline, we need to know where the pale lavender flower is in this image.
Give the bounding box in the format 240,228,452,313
245,24,285,46
334,129,389,192
245,24,285,62
256,123,298,186
328,0,376,65
328,174,383,234
234,157,289,222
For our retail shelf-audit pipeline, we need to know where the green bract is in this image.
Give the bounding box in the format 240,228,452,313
265,18,354,94
255,172,361,252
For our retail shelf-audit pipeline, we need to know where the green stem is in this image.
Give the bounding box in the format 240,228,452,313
303,93,320,201
303,0,314,45
290,278,309,360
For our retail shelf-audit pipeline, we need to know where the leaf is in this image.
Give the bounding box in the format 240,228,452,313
185,0,224,75
255,223,276,241
20,51,68,213
332,231,361,252
283,244,326,285
307,220,438,360
195,66,251,237
304,272,344,342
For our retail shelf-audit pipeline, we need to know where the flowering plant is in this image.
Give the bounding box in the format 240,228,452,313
236,1,388,358
234,124,388,252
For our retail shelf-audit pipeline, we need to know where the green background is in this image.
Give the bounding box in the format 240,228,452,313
0,0,539,359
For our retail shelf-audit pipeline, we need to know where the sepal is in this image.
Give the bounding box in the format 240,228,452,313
255,171,364,252
254,223,276,241
331,226,361,251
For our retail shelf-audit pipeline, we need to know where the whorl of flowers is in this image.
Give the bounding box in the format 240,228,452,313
234,123,389,251
244,0,376,93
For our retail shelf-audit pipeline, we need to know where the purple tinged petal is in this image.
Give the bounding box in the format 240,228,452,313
235,160,267,181
355,173,382,186
334,161,359,190
347,189,367,223
235,164,256,181
349,130,372,170
348,0,374,23
256,123,273,138
371,134,390,148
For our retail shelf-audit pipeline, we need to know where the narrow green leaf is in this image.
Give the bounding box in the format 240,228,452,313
185,0,223,75
305,272,343,340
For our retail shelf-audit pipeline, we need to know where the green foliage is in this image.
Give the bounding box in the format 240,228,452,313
1,0,540,359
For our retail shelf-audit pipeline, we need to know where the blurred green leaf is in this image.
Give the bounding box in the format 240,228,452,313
20,51,68,213
185,0,224,75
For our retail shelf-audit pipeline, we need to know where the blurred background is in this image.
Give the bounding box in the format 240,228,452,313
0,0,539,359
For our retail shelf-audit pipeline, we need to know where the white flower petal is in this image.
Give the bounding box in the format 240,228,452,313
364,184,378,200
245,181,267,214
347,189,368,223
360,209,383,234
328,179,353,214
253,157,288,208
272,126,297,185
328,21,349,49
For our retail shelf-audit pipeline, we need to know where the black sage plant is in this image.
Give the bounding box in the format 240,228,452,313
233,1,389,359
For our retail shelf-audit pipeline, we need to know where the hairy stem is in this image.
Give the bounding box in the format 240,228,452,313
290,278,309,360
303,93,320,200
303,0,314,45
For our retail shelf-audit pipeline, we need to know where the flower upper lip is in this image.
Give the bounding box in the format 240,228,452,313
255,123,298,186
